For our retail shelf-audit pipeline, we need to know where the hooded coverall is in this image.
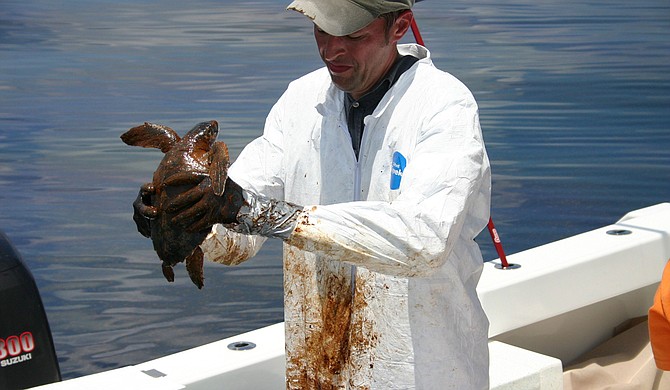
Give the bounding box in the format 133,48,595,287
201,43,491,389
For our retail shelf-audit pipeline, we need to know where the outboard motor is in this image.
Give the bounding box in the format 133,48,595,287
0,230,60,389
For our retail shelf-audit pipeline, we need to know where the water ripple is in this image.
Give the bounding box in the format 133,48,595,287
0,0,668,380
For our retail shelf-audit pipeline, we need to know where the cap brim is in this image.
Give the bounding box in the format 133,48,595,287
287,0,376,36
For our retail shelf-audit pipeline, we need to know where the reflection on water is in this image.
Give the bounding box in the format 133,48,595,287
1,0,669,379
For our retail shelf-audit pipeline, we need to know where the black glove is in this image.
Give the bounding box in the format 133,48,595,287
167,177,245,233
133,182,158,238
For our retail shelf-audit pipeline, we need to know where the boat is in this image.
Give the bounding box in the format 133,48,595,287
10,202,665,389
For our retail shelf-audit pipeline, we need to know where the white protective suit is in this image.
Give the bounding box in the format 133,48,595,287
201,44,491,389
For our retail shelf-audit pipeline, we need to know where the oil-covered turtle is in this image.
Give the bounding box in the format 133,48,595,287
121,120,229,289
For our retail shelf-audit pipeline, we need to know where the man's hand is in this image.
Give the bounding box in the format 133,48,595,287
133,182,158,238
168,177,245,233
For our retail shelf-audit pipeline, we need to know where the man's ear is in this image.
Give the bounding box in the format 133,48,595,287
391,10,414,43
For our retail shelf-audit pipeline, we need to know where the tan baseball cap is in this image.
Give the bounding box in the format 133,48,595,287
287,0,414,37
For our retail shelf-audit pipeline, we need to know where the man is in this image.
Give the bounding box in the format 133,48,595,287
135,0,491,388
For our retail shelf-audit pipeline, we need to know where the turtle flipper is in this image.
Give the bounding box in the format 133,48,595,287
121,122,181,153
185,246,205,289
209,141,230,196
161,262,175,283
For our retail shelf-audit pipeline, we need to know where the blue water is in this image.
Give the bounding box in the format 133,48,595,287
1,0,669,380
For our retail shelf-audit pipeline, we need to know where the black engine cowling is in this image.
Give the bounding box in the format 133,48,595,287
0,230,61,389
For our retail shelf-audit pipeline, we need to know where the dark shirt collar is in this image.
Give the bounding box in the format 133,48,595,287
344,54,419,158
344,54,419,111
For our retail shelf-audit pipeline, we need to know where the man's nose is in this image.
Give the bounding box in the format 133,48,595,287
322,35,346,59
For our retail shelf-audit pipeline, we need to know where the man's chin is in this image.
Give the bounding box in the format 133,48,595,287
329,76,354,94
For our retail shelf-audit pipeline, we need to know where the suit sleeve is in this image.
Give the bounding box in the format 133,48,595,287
287,94,491,278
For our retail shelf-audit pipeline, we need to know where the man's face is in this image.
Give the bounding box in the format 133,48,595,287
314,13,410,100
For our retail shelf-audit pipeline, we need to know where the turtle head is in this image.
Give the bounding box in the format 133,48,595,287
185,120,219,150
